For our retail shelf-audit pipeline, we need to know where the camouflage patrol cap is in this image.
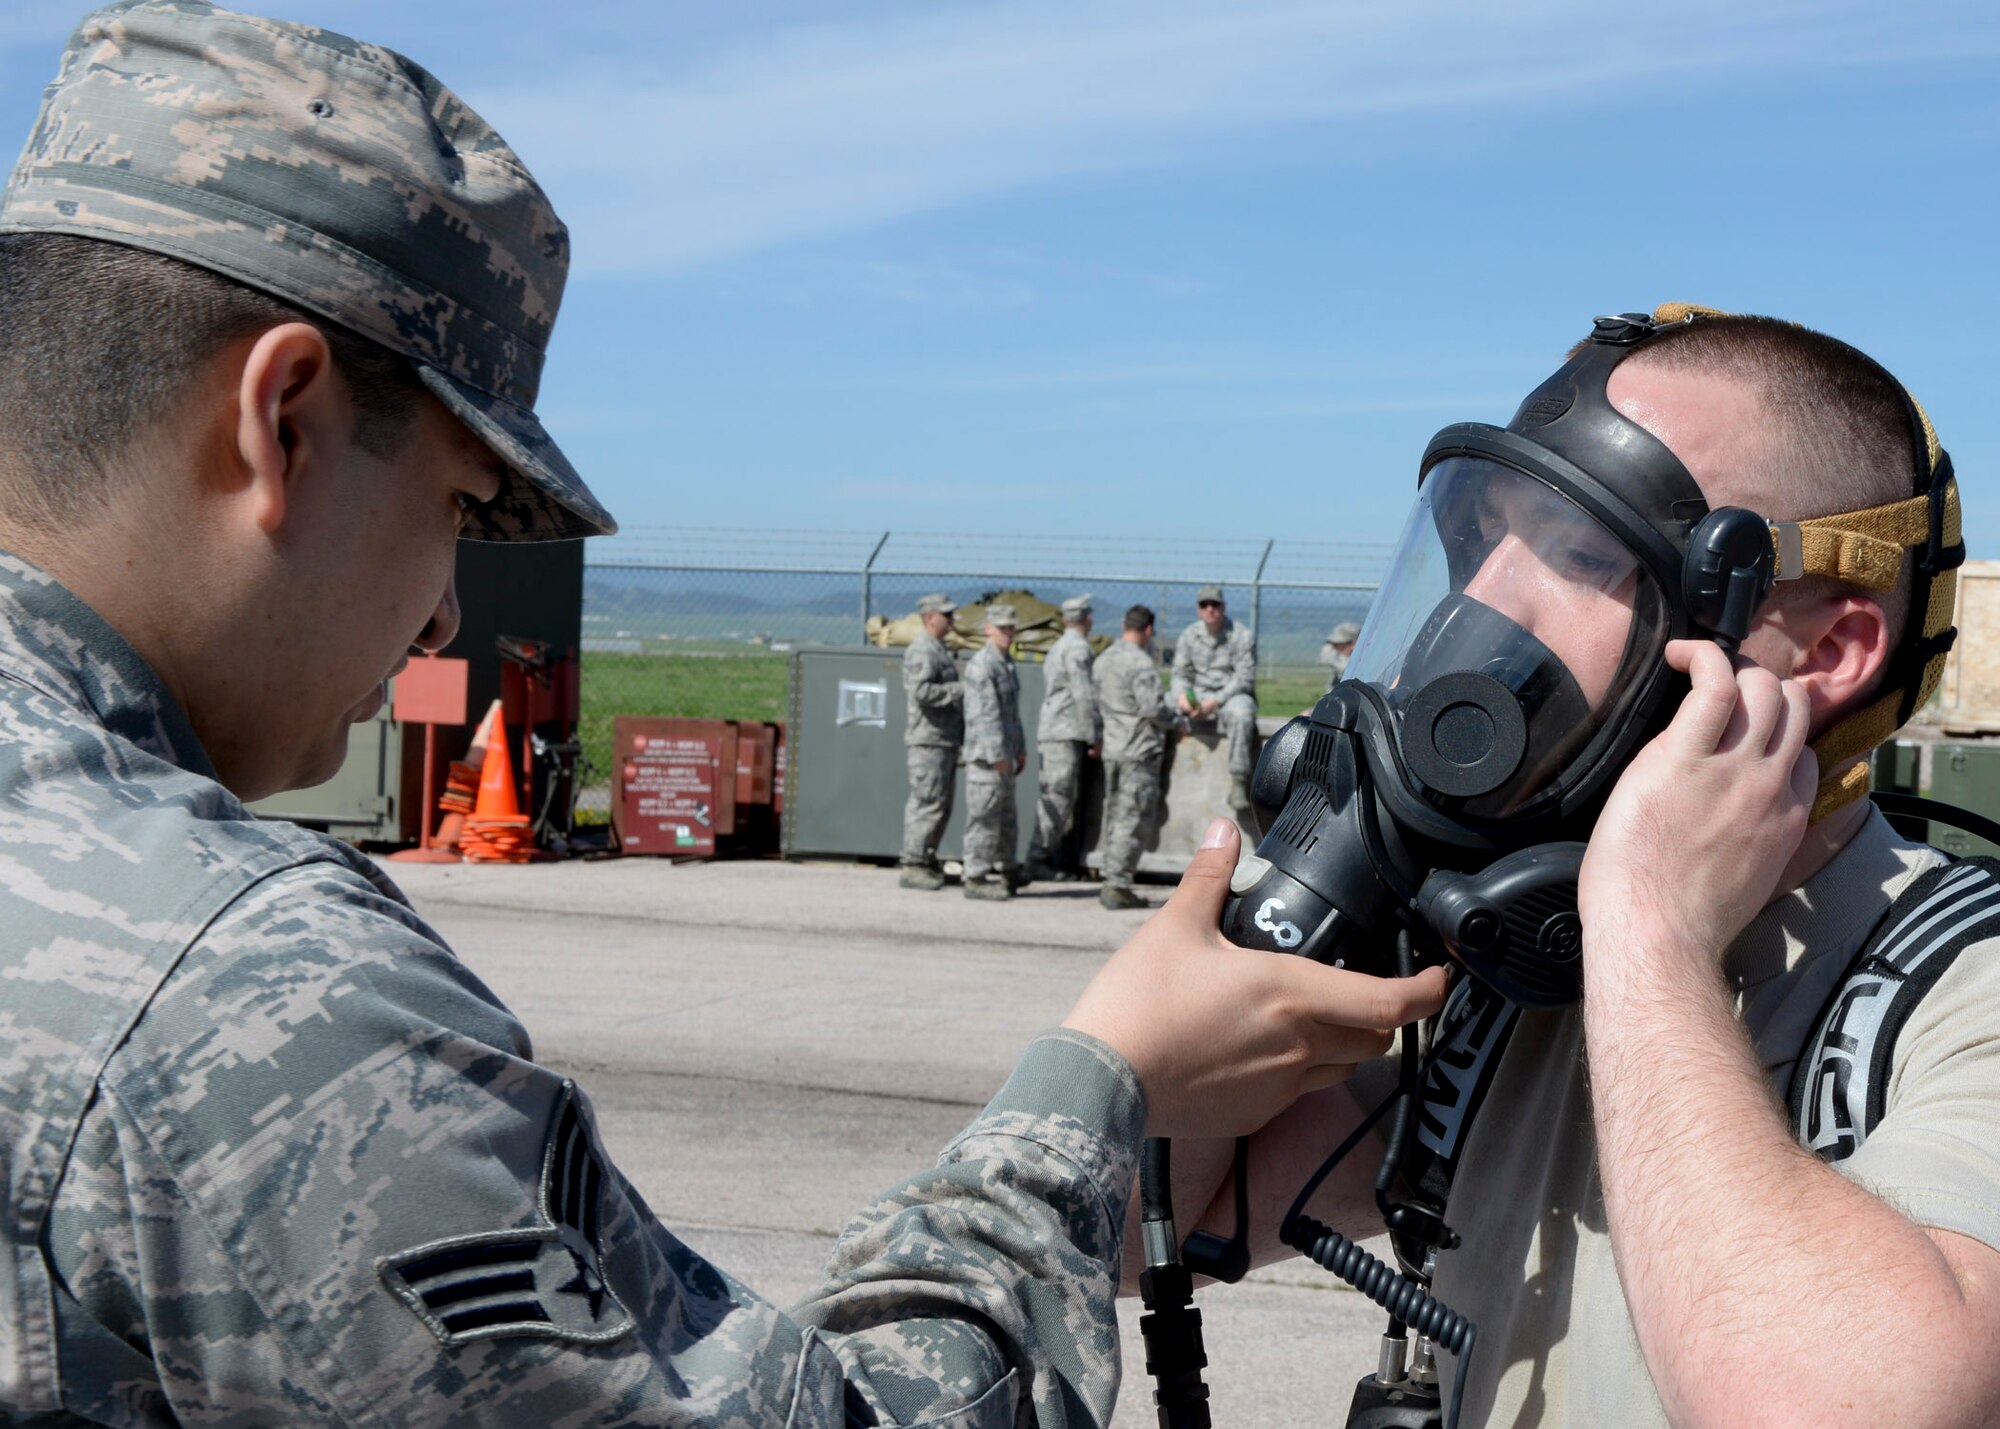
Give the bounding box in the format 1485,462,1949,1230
1330,621,1361,643
0,0,613,543
1195,583,1225,604
1060,595,1092,619
916,593,956,616
985,603,1018,629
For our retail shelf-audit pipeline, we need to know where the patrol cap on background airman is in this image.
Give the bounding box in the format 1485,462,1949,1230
0,0,612,543
985,603,1018,629
916,593,957,615
1060,595,1093,620
1195,583,1225,605
1331,621,1361,644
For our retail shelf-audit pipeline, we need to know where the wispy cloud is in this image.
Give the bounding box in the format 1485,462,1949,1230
473,0,1999,276
908,352,1498,396
746,256,1039,313
829,479,1077,506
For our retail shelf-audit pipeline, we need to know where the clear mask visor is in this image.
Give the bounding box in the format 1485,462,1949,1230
1349,457,1668,817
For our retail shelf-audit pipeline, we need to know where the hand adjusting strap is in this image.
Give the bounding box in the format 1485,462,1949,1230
1651,302,1962,825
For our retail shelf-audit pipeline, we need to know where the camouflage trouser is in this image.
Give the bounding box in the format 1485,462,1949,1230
1215,692,1258,777
1099,757,1161,891
900,744,958,867
1027,740,1087,866
963,761,1019,883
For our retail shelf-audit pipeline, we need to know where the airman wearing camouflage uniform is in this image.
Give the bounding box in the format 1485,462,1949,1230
1173,582,1260,809
961,604,1026,899
1025,594,1100,882
0,7,1138,1422
899,593,964,891
1093,606,1187,911
1320,619,1361,690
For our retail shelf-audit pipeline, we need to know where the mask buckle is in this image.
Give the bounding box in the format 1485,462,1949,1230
1770,520,1806,582
1588,312,1661,345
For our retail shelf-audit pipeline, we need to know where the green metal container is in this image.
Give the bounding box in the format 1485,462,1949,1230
1924,743,2000,861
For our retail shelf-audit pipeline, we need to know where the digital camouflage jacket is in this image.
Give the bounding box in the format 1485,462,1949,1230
0,554,1142,1427
902,630,965,749
1037,630,1100,746
1171,619,1256,706
962,643,1025,768
1094,642,1180,765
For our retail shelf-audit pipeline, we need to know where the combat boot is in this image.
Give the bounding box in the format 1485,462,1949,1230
1099,886,1146,911
965,877,1014,901
1021,859,1059,885
1228,775,1252,811
899,865,946,891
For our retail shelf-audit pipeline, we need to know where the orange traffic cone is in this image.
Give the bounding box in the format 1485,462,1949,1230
459,711,534,864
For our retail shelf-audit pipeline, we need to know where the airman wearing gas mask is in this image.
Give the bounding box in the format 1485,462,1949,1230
1159,309,2000,1429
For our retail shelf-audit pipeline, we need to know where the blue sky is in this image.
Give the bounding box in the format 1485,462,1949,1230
4,0,1997,562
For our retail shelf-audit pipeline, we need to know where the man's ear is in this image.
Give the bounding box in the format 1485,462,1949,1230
1792,592,1893,726
231,323,342,535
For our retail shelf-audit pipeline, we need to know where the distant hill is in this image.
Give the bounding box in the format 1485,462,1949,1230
584,576,856,618
583,571,1373,662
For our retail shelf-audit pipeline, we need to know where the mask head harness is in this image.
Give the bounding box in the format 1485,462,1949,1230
1414,302,1961,826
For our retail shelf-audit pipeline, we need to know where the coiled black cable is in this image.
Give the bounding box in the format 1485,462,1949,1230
1276,942,1478,1429
1283,1215,1474,1429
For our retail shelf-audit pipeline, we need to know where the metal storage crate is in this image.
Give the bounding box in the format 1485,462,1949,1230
782,646,1050,863
1925,743,2000,861
244,705,401,840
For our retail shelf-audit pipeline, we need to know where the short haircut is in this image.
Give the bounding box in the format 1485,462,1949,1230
0,233,426,530
1620,316,1919,522
1617,314,1920,660
1124,604,1155,633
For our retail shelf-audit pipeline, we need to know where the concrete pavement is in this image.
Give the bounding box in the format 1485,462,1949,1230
388,855,1401,1427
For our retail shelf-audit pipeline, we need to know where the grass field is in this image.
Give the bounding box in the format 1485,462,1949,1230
581,650,790,781
1258,668,1334,715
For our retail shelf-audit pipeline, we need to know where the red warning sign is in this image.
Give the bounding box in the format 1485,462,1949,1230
614,733,722,856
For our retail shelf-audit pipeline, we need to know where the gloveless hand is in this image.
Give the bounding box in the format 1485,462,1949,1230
1063,819,1446,1139
1579,639,1816,969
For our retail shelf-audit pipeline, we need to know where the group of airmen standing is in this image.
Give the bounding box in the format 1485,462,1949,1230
897,584,1263,909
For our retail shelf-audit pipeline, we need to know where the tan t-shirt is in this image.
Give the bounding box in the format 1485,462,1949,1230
1431,810,2000,1427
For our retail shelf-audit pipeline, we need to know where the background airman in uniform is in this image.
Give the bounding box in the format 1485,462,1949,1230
1319,619,1361,684
1093,605,1188,911
899,593,964,890
1173,581,1259,810
1024,594,1100,882
961,603,1025,899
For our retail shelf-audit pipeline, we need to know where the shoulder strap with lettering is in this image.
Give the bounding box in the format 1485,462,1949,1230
1788,855,2000,1163
1402,978,1522,1214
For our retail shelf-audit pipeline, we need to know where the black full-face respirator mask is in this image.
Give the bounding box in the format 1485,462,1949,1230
1220,306,1962,1005
1136,306,1964,1429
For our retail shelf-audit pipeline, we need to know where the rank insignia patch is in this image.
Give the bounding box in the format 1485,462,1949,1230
378,1083,636,1346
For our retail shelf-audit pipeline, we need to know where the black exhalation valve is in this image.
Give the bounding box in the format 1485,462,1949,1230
1416,842,1588,1007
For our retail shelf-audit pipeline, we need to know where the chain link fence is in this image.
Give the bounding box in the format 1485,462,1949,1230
579,527,1389,816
